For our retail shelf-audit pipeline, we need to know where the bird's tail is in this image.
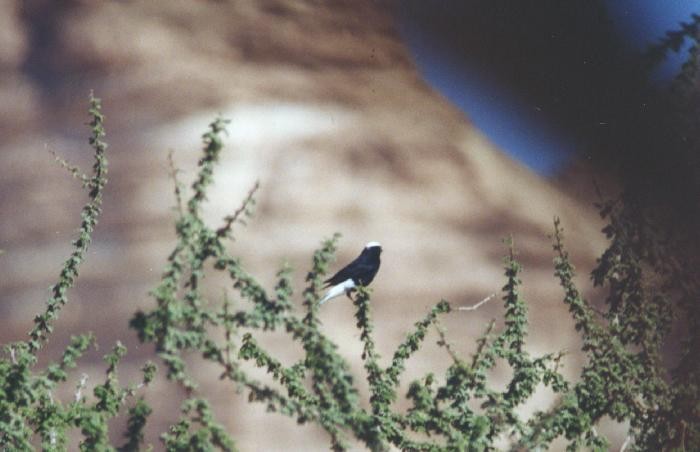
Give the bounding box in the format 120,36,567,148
318,279,355,305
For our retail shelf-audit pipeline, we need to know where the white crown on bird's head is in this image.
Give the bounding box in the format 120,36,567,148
365,241,381,249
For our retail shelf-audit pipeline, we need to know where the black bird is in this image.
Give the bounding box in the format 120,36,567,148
319,242,382,305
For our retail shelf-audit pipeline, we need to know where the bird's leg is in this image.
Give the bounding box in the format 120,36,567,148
345,289,355,301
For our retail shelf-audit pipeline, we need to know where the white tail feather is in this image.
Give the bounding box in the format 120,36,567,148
319,279,355,305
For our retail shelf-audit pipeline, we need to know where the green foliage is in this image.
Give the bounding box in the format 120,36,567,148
128,115,694,450
0,94,156,450
1,91,696,450
28,94,108,353
161,398,235,451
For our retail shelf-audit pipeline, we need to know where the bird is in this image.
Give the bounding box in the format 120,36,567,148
319,242,382,305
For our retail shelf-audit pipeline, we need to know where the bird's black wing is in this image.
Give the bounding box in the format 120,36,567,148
352,262,380,286
324,260,360,287
324,260,378,287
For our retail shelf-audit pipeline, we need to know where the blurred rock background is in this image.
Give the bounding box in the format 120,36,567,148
0,1,617,450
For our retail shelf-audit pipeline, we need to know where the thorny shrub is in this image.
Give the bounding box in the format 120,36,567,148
0,91,695,451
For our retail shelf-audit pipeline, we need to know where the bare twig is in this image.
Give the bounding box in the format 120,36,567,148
470,320,496,369
48,146,90,186
221,291,237,380
216,181,260,238
434,320,460,363
619,434,632,452
167,149,185,217
458,293,496,311
553,350,567,373
75,373,88,402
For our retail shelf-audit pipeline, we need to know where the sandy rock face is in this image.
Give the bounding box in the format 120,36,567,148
0,1,611,449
